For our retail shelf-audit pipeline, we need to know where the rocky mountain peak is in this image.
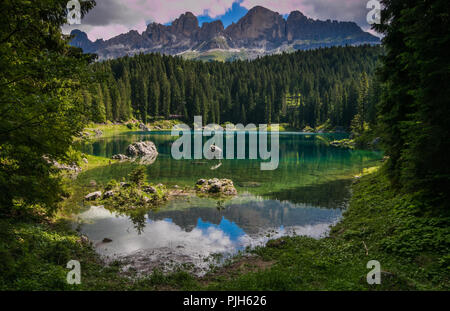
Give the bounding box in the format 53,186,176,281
171,11,199,36
198,20,225,41
247,5,275,15
288,11,307,22
69,6,380,60
69,29,97,53
225,5,286,48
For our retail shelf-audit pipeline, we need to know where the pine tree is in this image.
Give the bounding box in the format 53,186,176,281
91,84,106,123
161,75,171,119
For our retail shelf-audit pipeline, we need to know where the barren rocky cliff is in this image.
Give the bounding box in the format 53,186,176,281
70,6,379,60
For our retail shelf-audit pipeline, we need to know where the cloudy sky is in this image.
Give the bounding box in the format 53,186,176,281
63,0,378,41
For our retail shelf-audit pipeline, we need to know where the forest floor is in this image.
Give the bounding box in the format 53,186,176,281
1,167,448,290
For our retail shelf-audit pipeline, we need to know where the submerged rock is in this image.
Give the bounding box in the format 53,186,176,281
196,178,237,195
126,141,158,158
85,191,102,201
102,238,113,243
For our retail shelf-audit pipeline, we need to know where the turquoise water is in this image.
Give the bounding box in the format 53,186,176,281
75,131,382,273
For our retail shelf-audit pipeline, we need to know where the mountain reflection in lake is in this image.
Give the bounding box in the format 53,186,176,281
76,190,343,275
75,132,382,275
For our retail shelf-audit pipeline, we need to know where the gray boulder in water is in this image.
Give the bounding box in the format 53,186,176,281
126,141,158,157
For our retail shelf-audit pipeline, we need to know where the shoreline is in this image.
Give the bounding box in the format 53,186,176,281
82,122,350,136
3,161,447,290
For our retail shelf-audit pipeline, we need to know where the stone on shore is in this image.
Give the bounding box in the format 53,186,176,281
85,191,102,201
120,182,131,188
143,186,157,194
103,191,115,199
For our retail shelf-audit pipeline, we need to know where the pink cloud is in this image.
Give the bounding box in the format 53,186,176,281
241,0,367,22
87,21,148,41
241,0,313,16
126,0,236,23
79,0,236,40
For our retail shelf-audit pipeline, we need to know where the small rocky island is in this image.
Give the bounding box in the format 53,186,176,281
84,141,237,214
195,178,237,195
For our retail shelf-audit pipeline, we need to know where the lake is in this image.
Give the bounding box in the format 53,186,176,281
74,131,382,275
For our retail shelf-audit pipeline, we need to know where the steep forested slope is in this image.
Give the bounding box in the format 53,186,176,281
84,45,382,129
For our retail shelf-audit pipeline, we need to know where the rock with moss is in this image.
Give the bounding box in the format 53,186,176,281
143,186,157,194
84,191,102,201
196,178,237,195
103,191,115,199
126,141,158,157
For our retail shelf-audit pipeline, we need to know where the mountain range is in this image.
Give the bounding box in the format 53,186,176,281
70,6,380,61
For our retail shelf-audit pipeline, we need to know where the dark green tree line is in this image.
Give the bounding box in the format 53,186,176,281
86,45,382,129
375,0,450,207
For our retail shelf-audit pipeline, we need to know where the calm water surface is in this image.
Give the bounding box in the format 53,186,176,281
75,131,382,274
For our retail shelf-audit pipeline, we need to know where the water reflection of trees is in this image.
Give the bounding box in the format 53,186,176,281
128,209,147,234
148,197,342,235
